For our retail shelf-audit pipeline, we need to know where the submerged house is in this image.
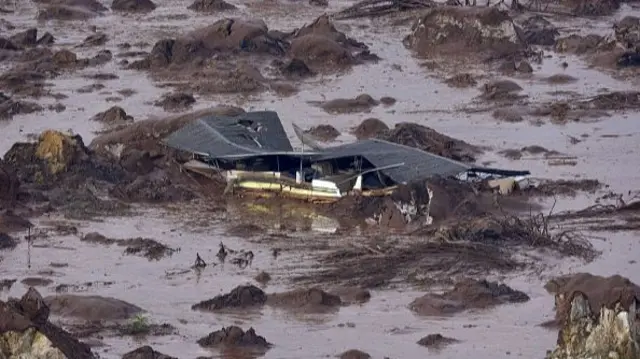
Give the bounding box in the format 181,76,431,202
163,111,530,203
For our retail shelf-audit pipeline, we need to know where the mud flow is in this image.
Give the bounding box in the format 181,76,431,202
1,0,640,358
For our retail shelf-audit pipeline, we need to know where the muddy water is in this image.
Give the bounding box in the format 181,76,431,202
1,0,640,358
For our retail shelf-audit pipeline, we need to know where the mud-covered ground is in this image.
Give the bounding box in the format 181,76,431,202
1,0,640,358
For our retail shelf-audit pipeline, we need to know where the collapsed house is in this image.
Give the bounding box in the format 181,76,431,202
163,111,530,220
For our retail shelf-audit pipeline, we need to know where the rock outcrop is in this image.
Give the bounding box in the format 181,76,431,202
403,7,528,63
546,290,639,359
0,287,95,359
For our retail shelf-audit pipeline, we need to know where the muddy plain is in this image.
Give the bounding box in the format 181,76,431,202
1,0,640,358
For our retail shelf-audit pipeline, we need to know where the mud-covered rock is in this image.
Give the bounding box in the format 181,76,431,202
277,58,315,79
154,92,196,111
417,333,460,348
290,15,373,69
304,125,340,141
0,37,19,51
9,29,38,47
91,106,133,124
330,287,371,304
44,294,144,321
146,19,283,68
111,0,157,12
81,232,175,260
111,169,198,203
188,0,236,11
3,130,127,190
339,350,371,359
317,94,379,114
444,73,477,88
614,16,640,49
0,232,18,250
197,326,271,349
267,287,342,311
0,287,95,359
352,118,389,139
410,279,529,316
122,346,177,359
546,291,639,359
403,7,528,63
382,122,480,162
192,285,267,311
520,15,559,46
555,34,616,54
566,0,620,16
79,32,108,47
0,94,43,120
544,273,640,325
0,160,20,205
37,5,102,21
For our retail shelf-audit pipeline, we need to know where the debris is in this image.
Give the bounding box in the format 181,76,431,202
332,0,436,20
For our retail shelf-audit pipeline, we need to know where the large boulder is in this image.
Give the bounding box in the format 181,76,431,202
403,7,527,62
0,288,95,359
614,16,640,49
44,294,144,321
111,0,157,12
546,291,639,359
289,15,372,69
544,273,640,325
146,19,285,68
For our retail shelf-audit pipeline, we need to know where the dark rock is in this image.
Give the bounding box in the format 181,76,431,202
417,333,460,348
310,0,328,6
122,346,177,359
80,32,108,47
339,349,371,359
520,15,558,46
279,58,314,79
192,285,267,311
517,61,533,73
37,32,56,45
111,0,157,12
197,326,271,349
21,277,54,287
0,37,19,51
9,29,38,47
267,287,342,311
0,232,18,250
187,0,236,11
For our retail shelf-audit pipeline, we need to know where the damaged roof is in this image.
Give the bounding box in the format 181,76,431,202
163,111,300,158
314,139,470,184
164,111,530,183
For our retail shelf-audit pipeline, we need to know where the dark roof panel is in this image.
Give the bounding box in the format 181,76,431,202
163,111,293,156
315,139,471,183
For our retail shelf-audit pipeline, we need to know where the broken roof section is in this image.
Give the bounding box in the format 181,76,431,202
315,139,470,184
163,111,303,158
164,111,530,182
